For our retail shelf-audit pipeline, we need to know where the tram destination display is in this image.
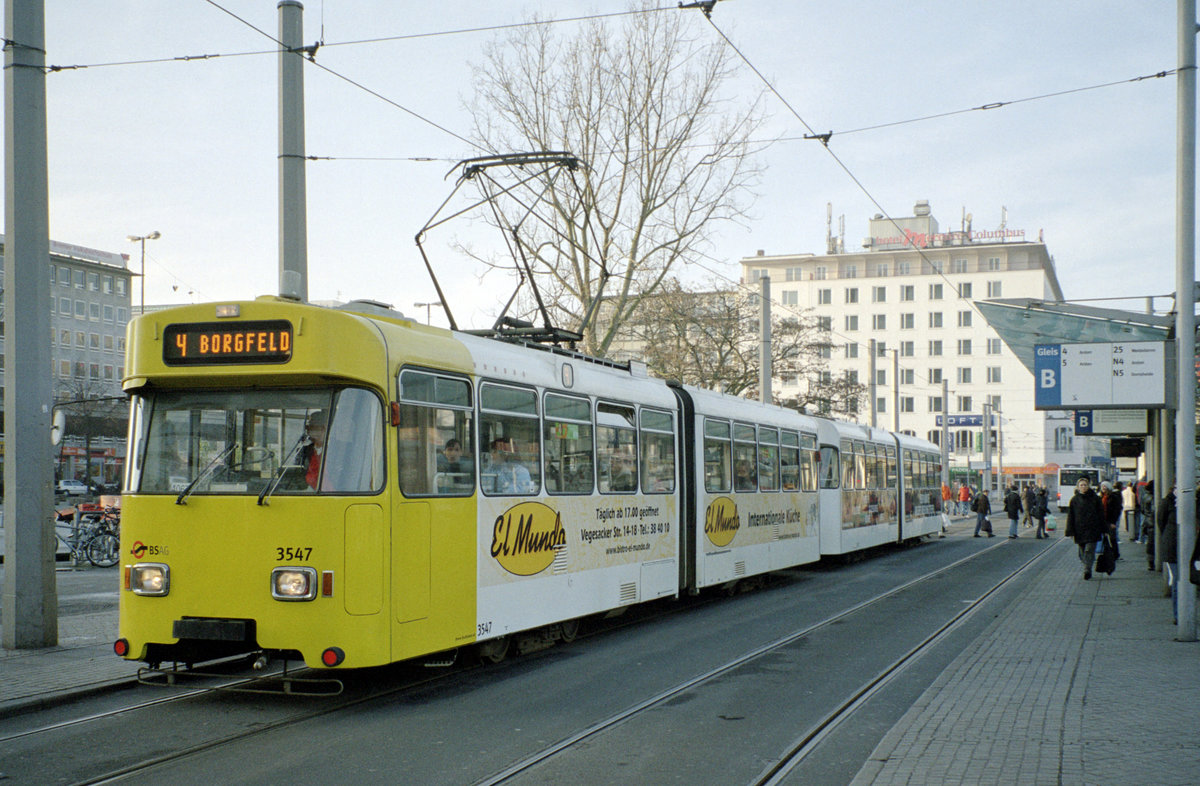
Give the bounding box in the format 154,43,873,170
162,320,293,365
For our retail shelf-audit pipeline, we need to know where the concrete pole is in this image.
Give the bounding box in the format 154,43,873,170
278,0,308,301
983,402,993,497
941,379,950,487
1174,0,1196,640
759,276,771,404
3,0,57,649
868,338,877,428
892,350,899,433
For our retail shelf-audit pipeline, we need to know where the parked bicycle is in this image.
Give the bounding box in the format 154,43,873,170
53,505,120,568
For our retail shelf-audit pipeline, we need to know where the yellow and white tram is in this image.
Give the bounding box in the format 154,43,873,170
114,297,942,671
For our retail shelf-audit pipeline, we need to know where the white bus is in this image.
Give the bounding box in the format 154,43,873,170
1056,466,1101,511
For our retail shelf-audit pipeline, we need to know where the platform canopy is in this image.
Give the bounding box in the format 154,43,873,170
975,298,1173,376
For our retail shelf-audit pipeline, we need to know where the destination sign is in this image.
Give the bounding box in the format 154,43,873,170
163,320,293,366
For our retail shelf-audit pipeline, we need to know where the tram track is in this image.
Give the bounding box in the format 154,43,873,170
473,535,1043,785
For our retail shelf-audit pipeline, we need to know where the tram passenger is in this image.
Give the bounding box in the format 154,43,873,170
436,438,472,491
734,459,756,491
485,438,535,494
609,455,636,492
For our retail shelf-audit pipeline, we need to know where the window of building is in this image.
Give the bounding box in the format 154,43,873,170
843,264,858,279
818,316,831,331
846,370,859,385
956,430,973,450
872,314,886,330
987,337,1002,355
818,345,831,359
818,288,832,305
60,328,70,345
930,260,944,274
900,313,914,329
876,341,887,356
929,312,943,328
952,258,968,273
987,394,1002,410
987,366,1002,383
875,263,889,277
958,395,973,413
872,286,886,303
845,287,859,304
89,363,100,379
987,280,1002,297
74,300,85,319
929,340,943,357
958,281,973,298
927,430,941,446
1055,426,1073,452
104,365,114,380
59,266,71,286
845,343,859,358
928,396,943,412
74,270,85,289
877,397,887,413
76,330,85,346
87,272,99,291
782,290,798,305
958,310,972,327
957,339,972,355
929,368,943,384
90,332,100,350
897,260,912,275
900,341,914,357
117,307,128,324
103,275,113,294
958,367,972,384
845,315,858,331
59,360,70,377
900,284,914,301
103,305,114,322
900,368,914,385
59,296,71,315
814,266,827,280
104,334,114,352
89,303,101,321
929,283,943,300
116,279,127,296
986,256,1001,271
876,369,887,385
900,397,914,413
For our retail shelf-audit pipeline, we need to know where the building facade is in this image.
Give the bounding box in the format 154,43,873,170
1,237,133,488
739,200,1106,488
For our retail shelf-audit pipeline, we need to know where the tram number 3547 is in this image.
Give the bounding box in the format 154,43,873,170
275,546,314,561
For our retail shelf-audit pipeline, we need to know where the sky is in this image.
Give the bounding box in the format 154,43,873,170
13,1,1188,328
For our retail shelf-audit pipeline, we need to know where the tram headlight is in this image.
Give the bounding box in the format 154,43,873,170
130,563,170,596
271,567,317,601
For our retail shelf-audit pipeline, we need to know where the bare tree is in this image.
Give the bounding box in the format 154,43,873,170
465,6,765,355
55,378,126,488
615,279,855,411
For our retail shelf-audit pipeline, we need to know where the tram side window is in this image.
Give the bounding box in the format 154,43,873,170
480,383,541,495
780,431,799,491
840,441,854,489
733,423,758,492
872,445,886,489
885,447,898,488
758,427,779,491
597,402,637,493
704,419,731,493
854,443,867,490
640,409,675,494
398,370,474,497
819,445,840,489
544,392,594,494
904,452,916,490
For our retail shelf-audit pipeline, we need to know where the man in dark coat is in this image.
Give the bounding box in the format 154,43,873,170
1158,486,1178,622
1065,476,1106,580
972,488,993,537
1004,484,1024,539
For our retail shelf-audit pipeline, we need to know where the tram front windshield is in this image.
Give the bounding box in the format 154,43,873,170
129,387,384,496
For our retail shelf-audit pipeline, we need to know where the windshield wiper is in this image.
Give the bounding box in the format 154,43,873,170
176,443,238,505
257,434,311,506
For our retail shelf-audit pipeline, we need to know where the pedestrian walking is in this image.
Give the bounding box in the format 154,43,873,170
972,488,993,537
1122,482,1137,539
1099,480,1122,559
1033,486,1050,539
1158,485,1178,623
1004,484,1023,539
942,482,952,515
1139,479,1155,548
957,482,971,517
1022,484,1035,528
1065,476,1105,580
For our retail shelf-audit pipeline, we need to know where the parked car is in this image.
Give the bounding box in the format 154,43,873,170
56,479,89,496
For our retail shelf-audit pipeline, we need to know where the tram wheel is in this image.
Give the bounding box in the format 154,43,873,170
559,619,581,644
478,636,510,664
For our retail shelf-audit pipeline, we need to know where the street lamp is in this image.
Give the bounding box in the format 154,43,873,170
413,301,443,325
126,231,161,313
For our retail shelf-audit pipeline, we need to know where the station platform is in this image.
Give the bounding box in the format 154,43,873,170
2,521,1196,785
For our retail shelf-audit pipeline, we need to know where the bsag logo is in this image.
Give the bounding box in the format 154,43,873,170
490,501,567,576
704,497,740,547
